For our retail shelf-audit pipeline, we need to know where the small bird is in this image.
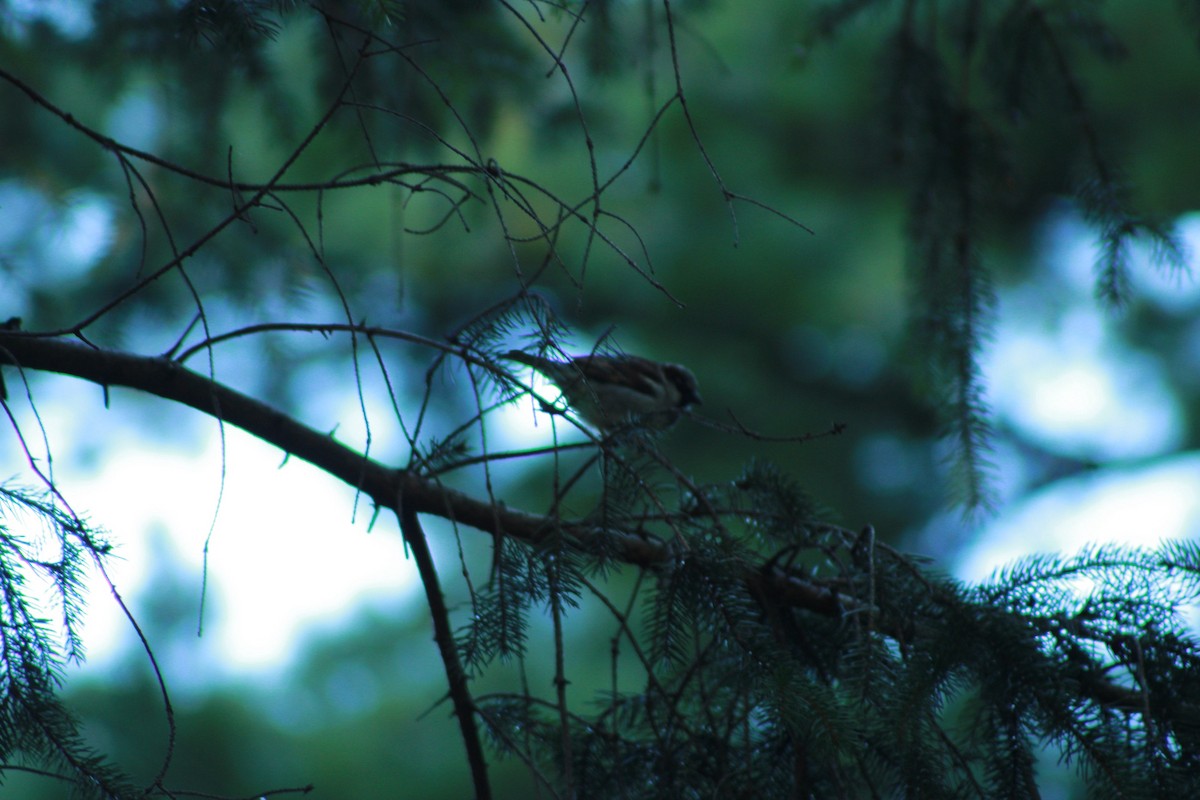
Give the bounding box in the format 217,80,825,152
503,349,702,431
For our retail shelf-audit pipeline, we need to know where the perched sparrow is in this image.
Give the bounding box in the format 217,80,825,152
503,349,702,431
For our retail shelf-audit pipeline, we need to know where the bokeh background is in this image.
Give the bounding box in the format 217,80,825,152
2,1,1198,797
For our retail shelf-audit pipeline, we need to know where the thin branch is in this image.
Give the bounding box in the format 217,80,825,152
397,495,491,800
0,331,1157,720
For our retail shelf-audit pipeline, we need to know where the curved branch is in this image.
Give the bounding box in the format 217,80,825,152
0,332,663,561
0,331,1153,721
397,497,491,800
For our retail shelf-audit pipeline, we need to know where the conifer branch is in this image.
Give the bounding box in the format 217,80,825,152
0,330,1177,734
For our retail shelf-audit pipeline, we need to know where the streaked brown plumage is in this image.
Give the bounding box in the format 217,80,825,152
503,350,701,430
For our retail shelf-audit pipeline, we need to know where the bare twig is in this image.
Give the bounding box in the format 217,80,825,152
397,494,492,800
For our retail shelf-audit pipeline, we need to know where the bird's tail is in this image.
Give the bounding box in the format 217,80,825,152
501,349,546,369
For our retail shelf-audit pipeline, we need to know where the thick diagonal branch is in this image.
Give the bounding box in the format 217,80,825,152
0,333,1148,719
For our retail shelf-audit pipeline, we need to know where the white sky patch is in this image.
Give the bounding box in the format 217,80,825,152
984,304,1181,461
982,205,1198,463
0,332,614,685
57,191,116,275
491,376,589,452
950,206,1200,612
2,389,419,681
488,345,608,452
1044,206,1200,305
0,183,116,289
106,86,165,153
957,456,1200,636
1120,211,1200,311
957,454,1200,584
4,0,93,39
